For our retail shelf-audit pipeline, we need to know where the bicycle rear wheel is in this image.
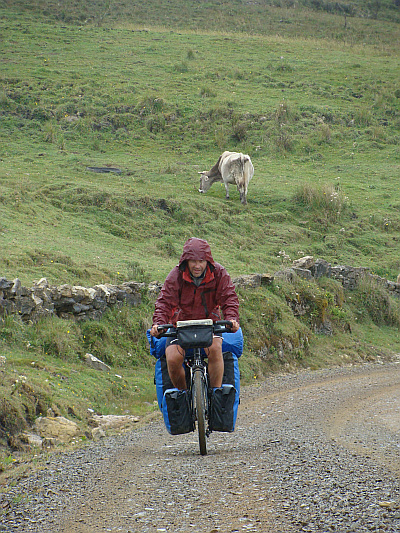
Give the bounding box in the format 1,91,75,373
193,370,207,456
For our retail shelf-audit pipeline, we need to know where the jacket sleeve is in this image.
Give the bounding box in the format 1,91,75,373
214,265,240,323
152,267,181,325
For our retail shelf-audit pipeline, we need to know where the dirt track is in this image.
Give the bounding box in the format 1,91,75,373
2,361,400,532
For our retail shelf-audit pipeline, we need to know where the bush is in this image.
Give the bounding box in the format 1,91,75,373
353,276,400,327
293,182,348,223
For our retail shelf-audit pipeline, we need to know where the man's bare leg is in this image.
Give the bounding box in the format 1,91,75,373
165,344,187,390
206,337,224,388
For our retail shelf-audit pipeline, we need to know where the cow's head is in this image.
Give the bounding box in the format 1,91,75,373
198,171,212,194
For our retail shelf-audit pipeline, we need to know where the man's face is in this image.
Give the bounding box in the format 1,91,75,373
188,259,207,278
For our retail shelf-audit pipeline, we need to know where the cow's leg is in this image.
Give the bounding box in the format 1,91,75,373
224,183,230,199
238,184,247,205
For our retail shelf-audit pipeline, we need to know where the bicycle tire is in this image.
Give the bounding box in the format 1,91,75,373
194,370,207,456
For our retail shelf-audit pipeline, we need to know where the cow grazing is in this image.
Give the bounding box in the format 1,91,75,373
198,151,254,205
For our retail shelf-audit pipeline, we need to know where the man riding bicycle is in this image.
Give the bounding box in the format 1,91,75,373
150,238,240,390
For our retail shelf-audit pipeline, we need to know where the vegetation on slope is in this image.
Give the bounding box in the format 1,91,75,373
0,0,400,465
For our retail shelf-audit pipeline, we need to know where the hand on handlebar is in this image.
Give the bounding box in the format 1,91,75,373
150,324,163,337
229,320,240,333
215,320,240,333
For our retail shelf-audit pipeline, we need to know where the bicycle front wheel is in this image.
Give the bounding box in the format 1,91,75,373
194,370,207,456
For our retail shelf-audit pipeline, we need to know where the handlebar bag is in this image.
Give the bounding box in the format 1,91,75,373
176,323,213,349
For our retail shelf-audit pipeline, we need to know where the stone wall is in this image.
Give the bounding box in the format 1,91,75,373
0,277,161,323
1,257,399,323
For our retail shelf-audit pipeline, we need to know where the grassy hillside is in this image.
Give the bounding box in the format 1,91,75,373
1,7,399,284
1,0,400,463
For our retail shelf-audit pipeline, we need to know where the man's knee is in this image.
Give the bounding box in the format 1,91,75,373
166,345,184,368
207,337,223,360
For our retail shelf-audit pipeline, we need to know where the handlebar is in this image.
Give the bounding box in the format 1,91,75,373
213,320,233,335
155,320,233,338
156,324,175,337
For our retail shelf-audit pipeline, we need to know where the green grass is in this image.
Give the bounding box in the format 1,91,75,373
1,24,399,283
1,0,400,465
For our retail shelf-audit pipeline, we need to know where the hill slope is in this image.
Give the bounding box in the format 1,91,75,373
0,0,400,462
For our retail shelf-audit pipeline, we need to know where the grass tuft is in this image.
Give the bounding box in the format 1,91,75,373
293,183,348,223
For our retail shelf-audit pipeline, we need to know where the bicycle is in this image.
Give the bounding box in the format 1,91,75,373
156,318,233,456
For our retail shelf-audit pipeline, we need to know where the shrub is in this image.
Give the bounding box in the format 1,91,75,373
353,275,400,327
293,182,348,223
199,86,216,98
275,125,293,152
173,62,188,73
316,122,332,143
146,115,166,133
275,100,292,123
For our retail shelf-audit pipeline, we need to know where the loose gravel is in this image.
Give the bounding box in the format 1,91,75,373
1,362,400,533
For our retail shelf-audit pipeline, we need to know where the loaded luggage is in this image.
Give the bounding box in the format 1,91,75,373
147,328,243,435
209,350,240,432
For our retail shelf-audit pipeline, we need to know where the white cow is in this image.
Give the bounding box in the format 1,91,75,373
198,151,254,205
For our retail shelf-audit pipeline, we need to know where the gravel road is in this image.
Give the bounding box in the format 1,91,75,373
1,361,400,533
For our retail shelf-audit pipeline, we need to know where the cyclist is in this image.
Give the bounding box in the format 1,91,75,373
150,237,240,390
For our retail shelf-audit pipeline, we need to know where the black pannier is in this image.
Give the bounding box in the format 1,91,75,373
209,351,240,432
162,388,194,435
209,384,237,432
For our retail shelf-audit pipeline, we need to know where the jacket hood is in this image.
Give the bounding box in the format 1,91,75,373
178,238,215,269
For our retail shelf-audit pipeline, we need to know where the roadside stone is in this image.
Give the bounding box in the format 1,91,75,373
274,268,295,281
20,432,43,449
90,427,107,441
11,278,22,295
232,274,263,289
90,414,140,431
292,267,313,280
35,416,80,442
261,273,274,285
84,353,111,372
0,261,399,324
33,277,49,289
148,281,162,297
310,258,332,279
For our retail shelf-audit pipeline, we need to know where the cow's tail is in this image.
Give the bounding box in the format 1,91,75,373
238,155,253,205
242,155,253,182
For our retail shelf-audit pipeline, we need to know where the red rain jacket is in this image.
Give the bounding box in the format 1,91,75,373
152,238,239,326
